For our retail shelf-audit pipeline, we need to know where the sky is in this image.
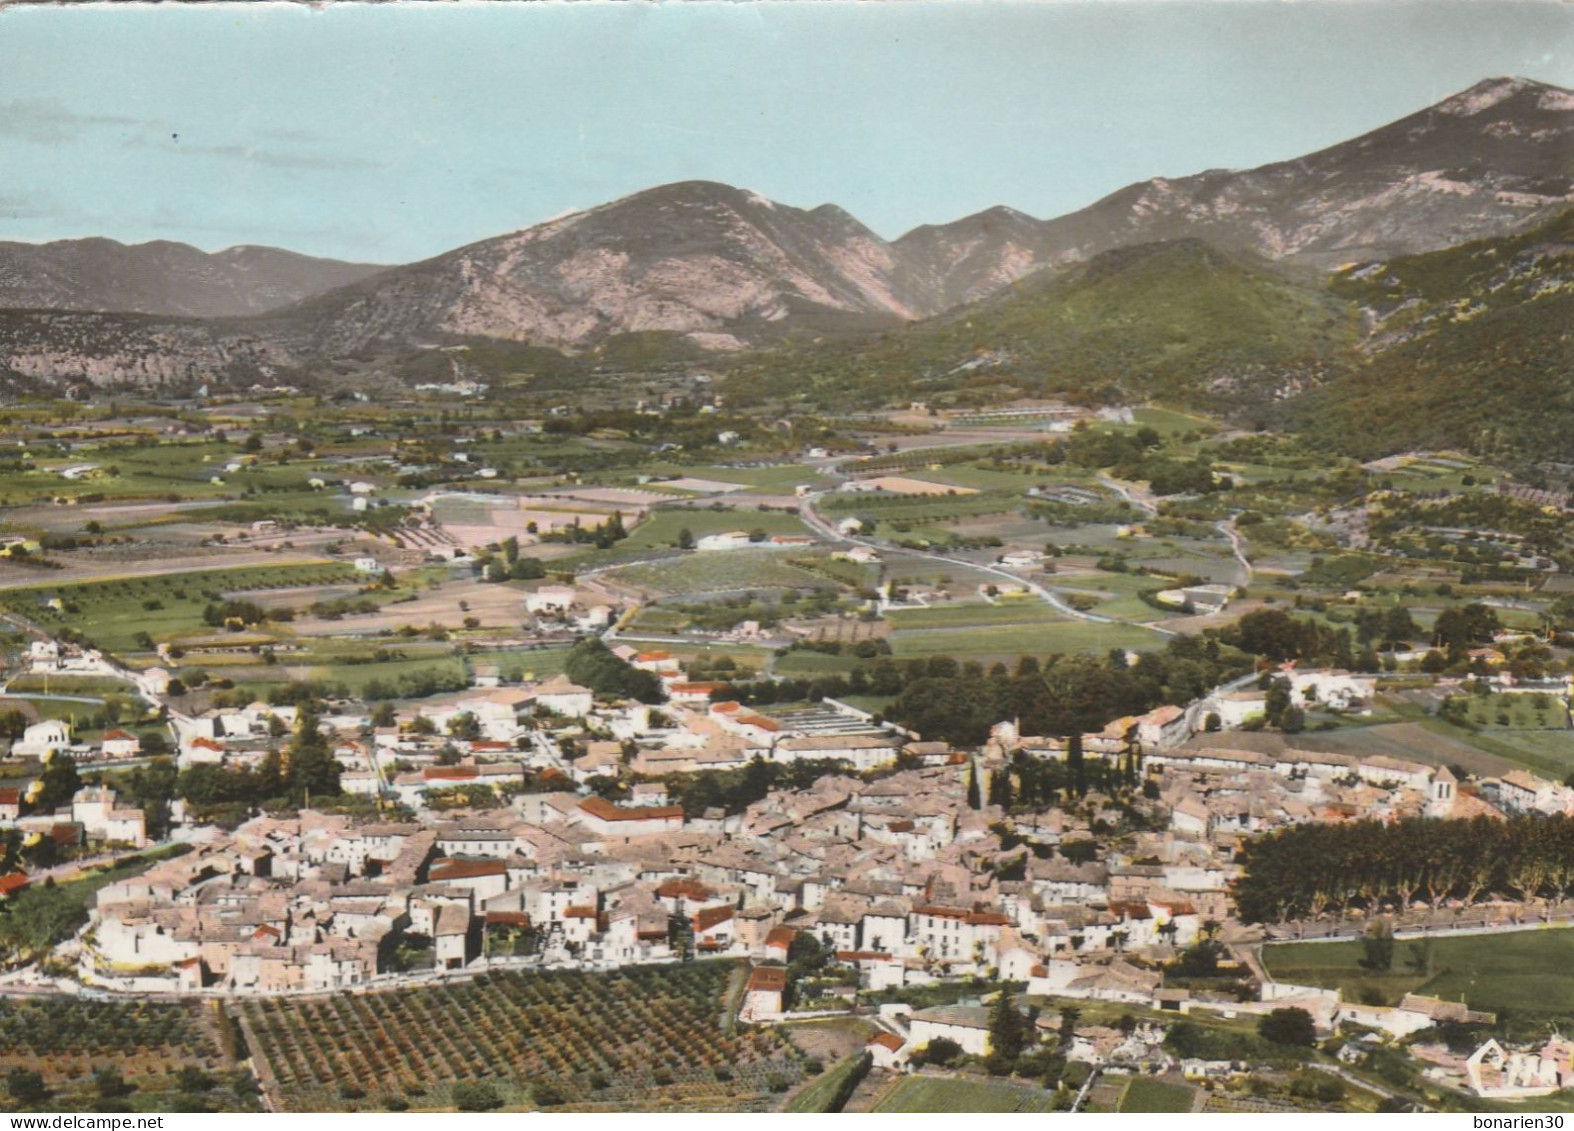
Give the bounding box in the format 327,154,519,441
1,1,1570,265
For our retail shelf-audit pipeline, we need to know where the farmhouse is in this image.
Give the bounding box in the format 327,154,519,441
529,675,594,718
524,586,579,615
12,720,70,758
739,965,787,1021
100,730,142,759
909,1004,992,1056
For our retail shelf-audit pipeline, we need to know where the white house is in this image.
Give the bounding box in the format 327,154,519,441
529,675,593,718
99,730,142,759
696,531,752,552
12,720,70,758
909,1005,992,1057
353,557,381,574
524,586,578,616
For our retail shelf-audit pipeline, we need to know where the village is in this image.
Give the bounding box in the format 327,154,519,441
3,606,1574,1111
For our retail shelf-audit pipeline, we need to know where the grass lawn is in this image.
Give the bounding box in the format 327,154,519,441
1118,1076,1194,1113
870,1075,1055,1113
1262,929,1574,1018
884,600,1066,630
889,619,1165,659
772,651,862,675
1454,693,1571,730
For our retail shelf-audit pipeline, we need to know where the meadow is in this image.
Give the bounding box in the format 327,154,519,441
1117,1076,1195,1113
868,1075,1056,1113
1261,929,1574,1020
888,618,1166,659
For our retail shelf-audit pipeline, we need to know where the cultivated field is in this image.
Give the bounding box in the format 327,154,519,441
0,997,256,1113
237,962,804,1112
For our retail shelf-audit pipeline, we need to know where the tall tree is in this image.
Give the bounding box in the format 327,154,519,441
285,703,340,802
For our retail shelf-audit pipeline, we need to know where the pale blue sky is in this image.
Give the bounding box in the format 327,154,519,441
1,1,1570,264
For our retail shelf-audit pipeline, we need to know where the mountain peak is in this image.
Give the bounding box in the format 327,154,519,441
1438,75,1569,116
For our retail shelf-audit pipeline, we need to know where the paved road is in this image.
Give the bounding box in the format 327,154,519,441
799,490,1177,636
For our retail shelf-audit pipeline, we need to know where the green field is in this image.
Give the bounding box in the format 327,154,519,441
0,561,357,654
1118,1076,1194,1113
889,618,1166,659
611,549,828,595
1262,929,1574,1018
1453,693,1571,731
622,508,811,551
884,600,1066,630
870,1075,1056,1113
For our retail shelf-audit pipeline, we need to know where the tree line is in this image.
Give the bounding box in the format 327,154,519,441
1235,815,1574,923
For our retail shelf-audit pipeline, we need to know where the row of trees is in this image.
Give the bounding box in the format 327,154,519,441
1235,815,1574,923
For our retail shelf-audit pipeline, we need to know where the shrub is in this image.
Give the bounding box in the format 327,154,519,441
1258,1007,1317,1047
453,1082,503,1111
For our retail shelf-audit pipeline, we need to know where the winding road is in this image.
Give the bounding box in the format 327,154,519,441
798,490,1178,637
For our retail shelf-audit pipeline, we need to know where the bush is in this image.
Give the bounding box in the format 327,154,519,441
1258,1007,1317,1047
453,1081,503,1111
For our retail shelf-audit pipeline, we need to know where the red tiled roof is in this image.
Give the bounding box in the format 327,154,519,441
253,925,281,940
746,966,787,992
485,911,530,928
578,795,684,823
667,682,724,695
0,872,28,896
563,905,599,919
424,766,479,781
430,858,508,881
868,1032,904,1052
913,904,1009,926
693,905,734,932
189,737,224,752
735,715,781,732
0,789,20,807
102,729,138,743
656,879,715,901
764,926,797,950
